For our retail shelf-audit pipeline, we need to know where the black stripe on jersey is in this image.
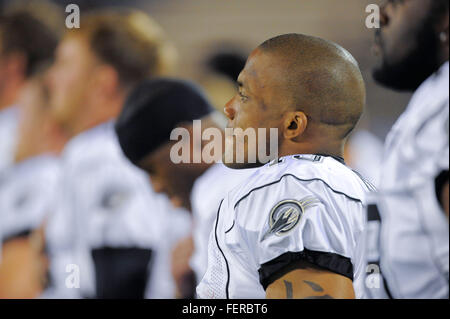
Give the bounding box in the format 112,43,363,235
367,204,381,222
224,220,235,234
258,249,354,290
1,228,33,243
91,247,153,299
214,199,231,299
315,154,346,165
233,174,363,210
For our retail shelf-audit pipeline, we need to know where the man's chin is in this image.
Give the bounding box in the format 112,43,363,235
372,30,440,91
372,62,421,92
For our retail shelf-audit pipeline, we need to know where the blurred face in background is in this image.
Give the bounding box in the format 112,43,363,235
0,49,13,94
140,140,197,210
138,119,215,211
15,75,67,162
15,78,48,161
46,35,99,135
0,40,26,107
373,0,448,91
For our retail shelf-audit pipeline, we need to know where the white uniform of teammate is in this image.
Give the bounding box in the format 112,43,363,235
0,154,60,246
197,154,372,299
0,106,19,174
47,121,190,298
365,62,449,299
190,163,256,282
0,105,18,263
0,105,19,260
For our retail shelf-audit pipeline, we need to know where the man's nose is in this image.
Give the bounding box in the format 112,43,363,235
224,98,236,120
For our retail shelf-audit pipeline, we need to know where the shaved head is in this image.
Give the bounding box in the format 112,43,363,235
258,33,365,138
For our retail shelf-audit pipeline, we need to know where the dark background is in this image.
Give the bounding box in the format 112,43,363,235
1,0,413,140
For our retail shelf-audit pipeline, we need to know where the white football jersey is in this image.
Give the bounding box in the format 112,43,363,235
144,206,192,299
190,163,256,282
0,155,60,240
365,62,449,299
0,105,19,261
0,106,19,175
197,155,372,299
0,155,60,269
47,122,189,299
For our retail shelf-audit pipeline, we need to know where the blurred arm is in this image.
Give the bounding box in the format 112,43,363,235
0,228,48,299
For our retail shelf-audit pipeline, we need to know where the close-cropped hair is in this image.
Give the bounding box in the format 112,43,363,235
66,9,177,90
0,1,62,77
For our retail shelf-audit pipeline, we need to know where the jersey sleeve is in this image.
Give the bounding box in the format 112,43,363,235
234,174,364,290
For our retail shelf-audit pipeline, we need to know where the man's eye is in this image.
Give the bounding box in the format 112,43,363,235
239,92,248,101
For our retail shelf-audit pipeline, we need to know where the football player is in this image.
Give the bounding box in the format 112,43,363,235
45,9,186,299
366,0,449,298
0,70,66,299
115,78,256,298
196,33,372,299
0,3,60,175
0,0,60,268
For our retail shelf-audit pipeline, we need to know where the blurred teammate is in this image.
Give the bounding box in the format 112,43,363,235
366,0,449,298
0,4,59,174
196,33,373,299
116,78,214,298
0,0,60,273
115,78,256,298
45,9,186,299
0,70,67,298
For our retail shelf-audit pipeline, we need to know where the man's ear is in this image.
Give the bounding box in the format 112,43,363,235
283,111,308,140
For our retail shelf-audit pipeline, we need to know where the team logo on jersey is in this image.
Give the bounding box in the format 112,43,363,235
261,197,319,242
